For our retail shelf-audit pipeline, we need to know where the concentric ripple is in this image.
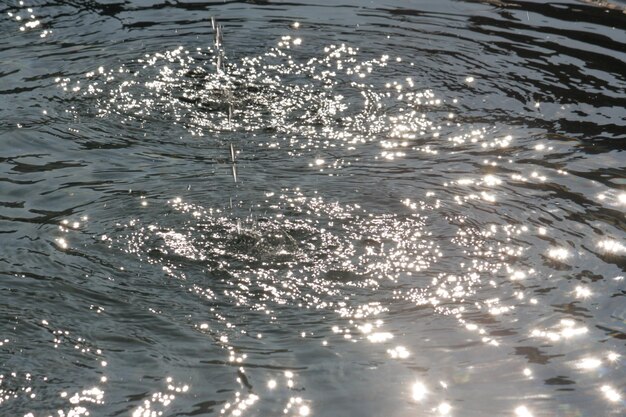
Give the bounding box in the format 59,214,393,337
102,191,440,311
56,37,453,148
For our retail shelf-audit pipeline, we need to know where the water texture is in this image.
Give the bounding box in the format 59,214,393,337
1,1,625,416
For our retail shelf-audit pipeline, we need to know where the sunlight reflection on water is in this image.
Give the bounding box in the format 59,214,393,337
2,0,625,416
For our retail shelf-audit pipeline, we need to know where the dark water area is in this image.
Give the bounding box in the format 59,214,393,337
1,0,625,416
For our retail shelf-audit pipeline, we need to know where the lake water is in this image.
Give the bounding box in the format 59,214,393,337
1,1,625,416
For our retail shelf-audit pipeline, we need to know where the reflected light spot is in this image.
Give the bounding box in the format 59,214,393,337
598,239,625,254
268,379,277,389
483,175,501,186
576,357,601,370
412,381,427,401
574,286,591,299
510,270,526,280
607,352,620,362
438,402,451,415
359,323,373,334
548,247,569,261
561,325,588,338
388,346,410,359
601,385,621,402
619,193,626,205
531,319,588,341
367,332,393,343
299,405,310,416
465,76,475,83
515,405,533,417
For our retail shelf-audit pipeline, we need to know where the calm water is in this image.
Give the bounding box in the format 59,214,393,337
1,1,625,416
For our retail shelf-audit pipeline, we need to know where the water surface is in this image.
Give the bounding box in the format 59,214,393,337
1,1,625,416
